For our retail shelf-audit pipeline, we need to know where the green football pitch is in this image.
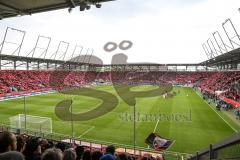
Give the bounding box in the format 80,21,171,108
0,86,238,154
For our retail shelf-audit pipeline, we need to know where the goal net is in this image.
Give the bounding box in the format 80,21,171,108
9,114,52,134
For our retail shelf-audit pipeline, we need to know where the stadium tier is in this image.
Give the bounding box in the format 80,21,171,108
0,70,239,106
0,69,239,160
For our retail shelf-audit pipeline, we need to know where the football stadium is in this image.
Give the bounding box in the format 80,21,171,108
0,1,240,160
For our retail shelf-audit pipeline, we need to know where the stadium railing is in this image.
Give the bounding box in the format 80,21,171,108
188,133,240,160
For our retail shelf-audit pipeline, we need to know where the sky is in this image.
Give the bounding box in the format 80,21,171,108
0,0,240,64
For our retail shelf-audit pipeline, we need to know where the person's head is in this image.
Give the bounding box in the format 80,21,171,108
100,154,116,160
0,131,17,153
75,145,84,160
16,135,26,153
105,145,115,155
91,150,103,160
82,150,91,160
24,136,42,158
41,148,63,160
0,151,25,160
117,153,128,160
56,142,69,152
40,139,54,153
63,148,76,160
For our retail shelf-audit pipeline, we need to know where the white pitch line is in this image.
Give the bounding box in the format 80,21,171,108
195,91,238,133
78,126,95,138
153,119,160,133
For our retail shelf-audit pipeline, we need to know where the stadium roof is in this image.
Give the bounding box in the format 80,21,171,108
200,48,240,67
0,0,115,20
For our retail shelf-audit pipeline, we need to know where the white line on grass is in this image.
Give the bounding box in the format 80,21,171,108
195,91,238,133
153,119,160,133
78,126,95,138
60,121,94,128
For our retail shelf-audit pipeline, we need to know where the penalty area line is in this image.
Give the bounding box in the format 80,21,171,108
78,126,95,138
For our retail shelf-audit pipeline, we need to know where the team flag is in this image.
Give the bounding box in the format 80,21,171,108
145,133,175,151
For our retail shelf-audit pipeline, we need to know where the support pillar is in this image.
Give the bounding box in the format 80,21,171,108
26,61,29,70
37,61,40,70
14,61,17,70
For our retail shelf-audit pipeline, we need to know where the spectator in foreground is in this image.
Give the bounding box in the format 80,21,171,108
106,145,115,155
92,150,103,160
82,150,91,160
0,131,17,153
16,135,26,153
56,142,70,152
0,151,25,160
63,148,76,160
75,145,84,160
24,137,42,160
39,139,51,153
117,153,128,160
41,148,63,160
100,145,116,160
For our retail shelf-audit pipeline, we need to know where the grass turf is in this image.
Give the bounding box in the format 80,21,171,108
0,86,237,154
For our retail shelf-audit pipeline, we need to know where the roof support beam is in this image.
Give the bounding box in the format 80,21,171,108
0,2,24,14
66,0,76,8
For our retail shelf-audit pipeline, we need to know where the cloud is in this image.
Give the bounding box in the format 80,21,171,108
0,0,240,64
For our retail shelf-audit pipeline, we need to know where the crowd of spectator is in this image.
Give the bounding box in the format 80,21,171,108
0,70,239,159
200,71,240,102
0,131,165,160
0,70,239,103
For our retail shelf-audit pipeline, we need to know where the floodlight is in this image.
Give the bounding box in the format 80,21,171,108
86,5,91,10
80,5,86,11
96,3,102,8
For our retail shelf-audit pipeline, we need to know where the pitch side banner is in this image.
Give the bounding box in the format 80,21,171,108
145,133,175,151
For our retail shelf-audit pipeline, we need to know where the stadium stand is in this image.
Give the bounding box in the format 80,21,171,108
0,70,239,160
0,70,239,104
1,1,240,160
200,71,240,102
0,130,166,160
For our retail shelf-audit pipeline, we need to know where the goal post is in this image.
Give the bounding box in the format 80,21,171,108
9,114,52,134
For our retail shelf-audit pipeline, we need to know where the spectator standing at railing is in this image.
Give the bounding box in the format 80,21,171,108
0,131,17,153
63,148,76,160
82,150,91,160
92,150,103,160
75,145,84,160
116,153,128,160
100,145,116,160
